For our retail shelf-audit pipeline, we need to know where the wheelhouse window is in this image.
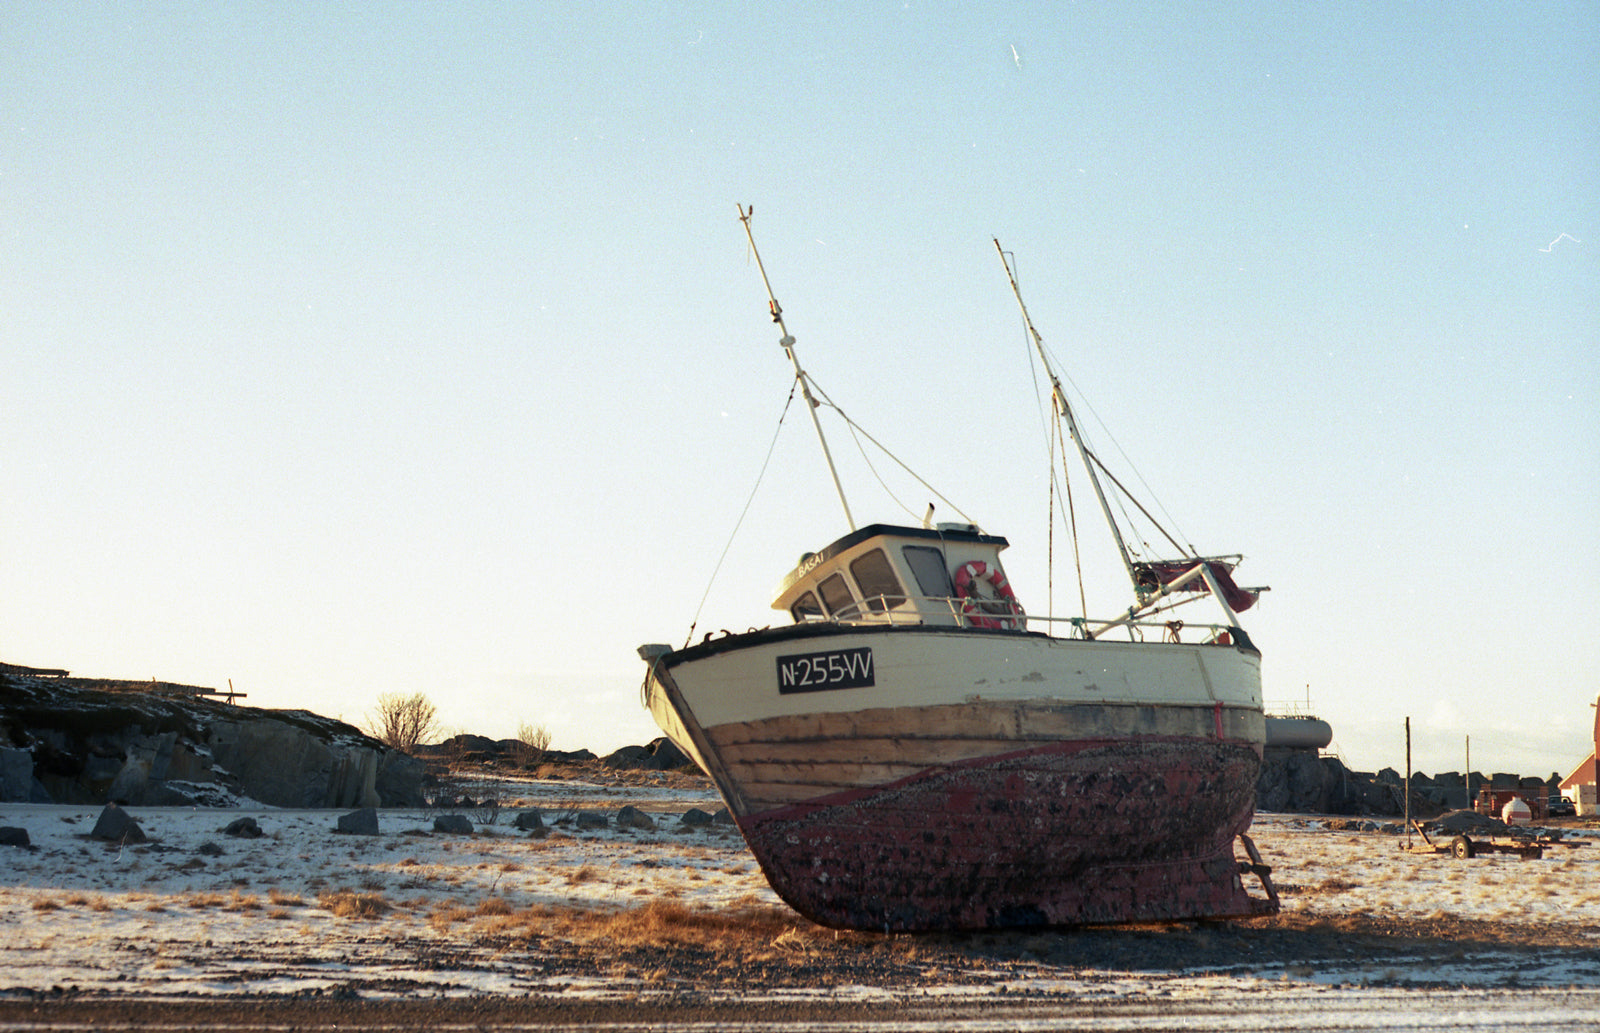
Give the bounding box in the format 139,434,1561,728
789,591,824,622
848,549,907,612
817,573,856,616
902,545,956,598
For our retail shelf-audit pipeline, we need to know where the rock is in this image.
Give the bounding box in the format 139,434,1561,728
649,737,694,770
616,805,654,830
601,737,695,772
512,810,544,831
0,747,44,803
1433,809,1508,834
575,812,608,830
0,827,30,848
196,841,223,857
222,817,263,838
336,807,379,836
680,807,713,827
90,803,146,843
433,814,473,835
602,745,651,770
0,672,425,809
712,808,735,825
540,748,596,763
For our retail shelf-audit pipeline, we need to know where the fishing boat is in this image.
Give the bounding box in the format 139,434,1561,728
638,208,1278,931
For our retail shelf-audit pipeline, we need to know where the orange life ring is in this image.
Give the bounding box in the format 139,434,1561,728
953,561,1024,630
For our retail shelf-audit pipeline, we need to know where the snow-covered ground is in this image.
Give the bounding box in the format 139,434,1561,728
3,770,1599,1028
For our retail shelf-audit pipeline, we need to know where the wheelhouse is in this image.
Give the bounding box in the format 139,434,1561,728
771,522,1025,630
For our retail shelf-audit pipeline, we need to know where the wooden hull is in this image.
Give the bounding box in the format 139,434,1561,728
643,624,1273,930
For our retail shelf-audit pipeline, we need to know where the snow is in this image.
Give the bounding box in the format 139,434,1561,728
3,774,1600,1027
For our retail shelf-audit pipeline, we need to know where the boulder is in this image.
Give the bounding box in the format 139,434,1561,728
616,805,654,830
90,803,146,843
433,814,473,835
0,747,46,803
602,745,650,770
601,737,695,772
222,817,263,838
336,807,380,836
680,807,713,827
0,827,29,848
512,810,544,832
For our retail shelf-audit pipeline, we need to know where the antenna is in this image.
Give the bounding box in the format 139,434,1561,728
738,205,855,530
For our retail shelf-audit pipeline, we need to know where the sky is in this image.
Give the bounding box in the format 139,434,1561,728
3,3,1596,779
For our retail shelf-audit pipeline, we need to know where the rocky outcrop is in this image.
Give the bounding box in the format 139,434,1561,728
0,672,424,808
1257,748,1560,818
602,737,694,772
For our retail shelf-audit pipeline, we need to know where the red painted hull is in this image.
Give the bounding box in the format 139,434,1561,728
736,737,1267,930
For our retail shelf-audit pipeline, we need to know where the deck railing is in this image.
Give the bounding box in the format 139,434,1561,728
803,595,1236,643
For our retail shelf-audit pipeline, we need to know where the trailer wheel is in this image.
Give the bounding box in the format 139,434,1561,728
1450,835,1475,859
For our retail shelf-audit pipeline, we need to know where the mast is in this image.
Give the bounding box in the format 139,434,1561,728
739,205,856,530
994,239,1139,591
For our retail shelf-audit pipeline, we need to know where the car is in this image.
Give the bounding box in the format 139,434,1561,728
1548,795,1576,818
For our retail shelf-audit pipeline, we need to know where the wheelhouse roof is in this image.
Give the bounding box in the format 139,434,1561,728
773,522,1009,602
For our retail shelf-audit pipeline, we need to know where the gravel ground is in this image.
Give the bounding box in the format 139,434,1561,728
2,763,1598,1030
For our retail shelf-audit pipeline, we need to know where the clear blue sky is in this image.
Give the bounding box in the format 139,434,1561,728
5,3,1596,779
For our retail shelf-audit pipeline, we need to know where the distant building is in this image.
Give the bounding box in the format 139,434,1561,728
1558,751,1598,817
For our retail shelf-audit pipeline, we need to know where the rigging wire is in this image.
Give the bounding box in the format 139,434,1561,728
803,373,979,528
1038,337,1198,557
682,384,798,649
1004,251,1097,618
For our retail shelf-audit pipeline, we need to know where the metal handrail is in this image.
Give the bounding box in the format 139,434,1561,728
802,595,1233,642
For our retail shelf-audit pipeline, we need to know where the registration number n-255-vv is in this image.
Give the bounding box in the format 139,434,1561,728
775,646,874,694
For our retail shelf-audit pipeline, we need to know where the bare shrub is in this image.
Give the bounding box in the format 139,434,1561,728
516,722,553,764
366,692,439,753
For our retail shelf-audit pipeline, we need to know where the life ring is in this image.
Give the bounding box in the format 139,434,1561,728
953,561,1024,630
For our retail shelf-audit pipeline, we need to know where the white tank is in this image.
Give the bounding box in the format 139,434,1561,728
1501,797,1532,826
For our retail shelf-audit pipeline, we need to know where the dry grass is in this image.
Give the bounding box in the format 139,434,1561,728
318,889,391,920
225,892,262,912
474,897,865,962
428,904,475,933
476,896,513,916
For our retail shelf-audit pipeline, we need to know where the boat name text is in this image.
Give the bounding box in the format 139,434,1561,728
776,647,874,694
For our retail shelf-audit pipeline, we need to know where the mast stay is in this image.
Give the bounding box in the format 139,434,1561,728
993,240,1259,627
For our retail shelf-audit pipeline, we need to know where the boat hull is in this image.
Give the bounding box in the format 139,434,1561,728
644,624,1272,930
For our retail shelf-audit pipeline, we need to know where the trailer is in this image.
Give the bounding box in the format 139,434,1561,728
1401,820,1583,861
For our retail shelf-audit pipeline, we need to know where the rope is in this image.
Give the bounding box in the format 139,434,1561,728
682,385,797,648
804,373,978,528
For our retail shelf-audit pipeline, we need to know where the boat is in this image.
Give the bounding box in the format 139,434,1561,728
637,208,1278,931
